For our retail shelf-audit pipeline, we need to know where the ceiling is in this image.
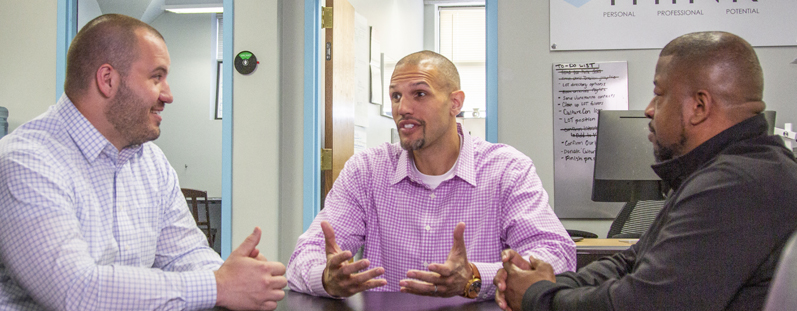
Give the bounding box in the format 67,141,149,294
95,0,221,23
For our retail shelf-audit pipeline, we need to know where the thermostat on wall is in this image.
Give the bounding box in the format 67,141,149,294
234,51,258,75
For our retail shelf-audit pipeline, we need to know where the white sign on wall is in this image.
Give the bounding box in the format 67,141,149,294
551,0,797,51
553,61,628,218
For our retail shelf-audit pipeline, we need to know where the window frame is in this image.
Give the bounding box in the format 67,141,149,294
436,3,487,119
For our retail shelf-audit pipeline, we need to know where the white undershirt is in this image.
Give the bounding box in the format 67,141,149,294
410,135,463,190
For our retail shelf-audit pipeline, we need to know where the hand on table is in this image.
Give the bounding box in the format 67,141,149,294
215,227,288,311
400,222,474,297
494,249,555,311
321,220,387,297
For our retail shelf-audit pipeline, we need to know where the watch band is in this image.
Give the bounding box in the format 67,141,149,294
470,262,481,279
462,262,482,299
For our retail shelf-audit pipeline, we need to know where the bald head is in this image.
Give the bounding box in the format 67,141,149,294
64,14,164,99
660,31,764,115
394,50,460,93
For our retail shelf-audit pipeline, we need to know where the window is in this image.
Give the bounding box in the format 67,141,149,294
216,14,223,60
438,6,486,118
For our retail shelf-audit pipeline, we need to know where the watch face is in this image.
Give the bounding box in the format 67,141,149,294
467,280,482,298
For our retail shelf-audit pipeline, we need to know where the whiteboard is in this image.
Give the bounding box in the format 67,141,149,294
552,61,628,218
550,0,797,51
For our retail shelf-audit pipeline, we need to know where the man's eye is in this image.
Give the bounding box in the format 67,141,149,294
392,93,401,101
417,92,426,97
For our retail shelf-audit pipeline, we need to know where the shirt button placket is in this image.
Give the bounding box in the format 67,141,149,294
424,223,432,269
424,188,435,271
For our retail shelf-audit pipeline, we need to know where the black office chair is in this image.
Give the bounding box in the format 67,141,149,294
567,200,665,239
764,230,797,311
606,200,665,238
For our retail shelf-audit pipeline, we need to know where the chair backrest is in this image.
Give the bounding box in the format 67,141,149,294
181,188,215,247
764,230,797,311
181,188,209,225
607,200,665,238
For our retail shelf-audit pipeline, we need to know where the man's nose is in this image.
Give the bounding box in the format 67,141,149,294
160,81,173,104
644,100,655,119
396,95,413,115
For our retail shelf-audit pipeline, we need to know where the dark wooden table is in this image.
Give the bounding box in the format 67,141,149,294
271,289,502,311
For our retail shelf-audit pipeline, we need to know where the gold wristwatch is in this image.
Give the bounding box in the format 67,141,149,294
462,262,482,299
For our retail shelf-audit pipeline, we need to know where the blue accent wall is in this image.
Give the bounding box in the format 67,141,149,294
220,0,234,259
56,0,78,101
302,0,322,232
486,0,498,143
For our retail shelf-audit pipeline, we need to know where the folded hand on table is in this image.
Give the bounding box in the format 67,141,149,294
494,249,555,311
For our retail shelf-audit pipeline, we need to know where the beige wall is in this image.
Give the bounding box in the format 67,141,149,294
0,0,58,132
278,0,307,264
231,0,281,260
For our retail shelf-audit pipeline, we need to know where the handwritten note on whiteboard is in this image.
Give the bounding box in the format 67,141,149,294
552,61,628,218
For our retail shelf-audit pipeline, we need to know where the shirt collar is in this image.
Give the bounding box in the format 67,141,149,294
391,123,477,187
651,113,769,191
58,94,144,165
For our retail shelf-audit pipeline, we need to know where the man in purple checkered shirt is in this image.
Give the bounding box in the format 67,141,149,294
287,51,576,301
0,14,285,310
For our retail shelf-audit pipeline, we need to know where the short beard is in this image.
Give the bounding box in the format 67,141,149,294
105,79,160,148
401,137,425,151
653,126,687,162
400,127,426,151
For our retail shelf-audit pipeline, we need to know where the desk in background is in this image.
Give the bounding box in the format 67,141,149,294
575,238,636,270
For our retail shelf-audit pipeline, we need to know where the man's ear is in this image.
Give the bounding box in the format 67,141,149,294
449,90,465,116
95,64,118,99
687,90,711,126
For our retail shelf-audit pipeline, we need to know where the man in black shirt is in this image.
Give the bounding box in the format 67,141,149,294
494,31,797,311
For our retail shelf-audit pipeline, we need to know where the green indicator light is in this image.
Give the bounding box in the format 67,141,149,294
239,52,253,60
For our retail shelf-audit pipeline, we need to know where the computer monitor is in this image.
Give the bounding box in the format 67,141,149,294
591,110,776,202
591,110,663,202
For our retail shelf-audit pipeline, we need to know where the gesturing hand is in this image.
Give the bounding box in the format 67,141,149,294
400,222,473,297
214,227,288,311
494,249,555,311
321,221,387,297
